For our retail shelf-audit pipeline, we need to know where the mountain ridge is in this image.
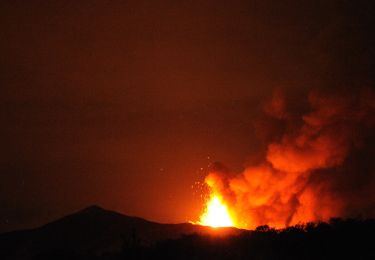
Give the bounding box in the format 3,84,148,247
0,205,245,259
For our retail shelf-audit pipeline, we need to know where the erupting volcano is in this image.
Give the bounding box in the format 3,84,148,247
196,88,375,230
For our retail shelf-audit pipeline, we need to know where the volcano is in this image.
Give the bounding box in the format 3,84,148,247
1,206,375,259
0,205,244,259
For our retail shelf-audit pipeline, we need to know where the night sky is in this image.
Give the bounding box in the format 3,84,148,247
1,1,375,233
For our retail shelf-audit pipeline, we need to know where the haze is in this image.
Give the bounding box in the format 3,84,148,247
1,1,374,233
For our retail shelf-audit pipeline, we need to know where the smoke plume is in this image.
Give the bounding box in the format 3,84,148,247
206,88,375,229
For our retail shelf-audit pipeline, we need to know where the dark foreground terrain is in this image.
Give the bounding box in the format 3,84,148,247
1,206,374,259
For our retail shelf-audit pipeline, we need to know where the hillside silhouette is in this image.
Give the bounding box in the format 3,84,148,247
1,206,374,259
0,205,241,259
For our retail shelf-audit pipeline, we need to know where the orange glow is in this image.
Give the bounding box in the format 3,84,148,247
193,90,375,230
198,195,234,228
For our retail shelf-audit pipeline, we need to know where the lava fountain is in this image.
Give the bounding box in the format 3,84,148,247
198,194,234,228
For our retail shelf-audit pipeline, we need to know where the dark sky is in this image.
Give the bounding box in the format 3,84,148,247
1,0,375,232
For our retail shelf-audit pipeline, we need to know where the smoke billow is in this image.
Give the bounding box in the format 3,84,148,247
206,88,375,229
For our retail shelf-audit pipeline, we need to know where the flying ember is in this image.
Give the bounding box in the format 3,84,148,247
198,195,234,228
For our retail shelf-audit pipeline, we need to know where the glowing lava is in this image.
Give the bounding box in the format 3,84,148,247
199,195,234,228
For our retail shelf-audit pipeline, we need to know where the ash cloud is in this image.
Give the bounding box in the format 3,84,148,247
207,88,375,229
